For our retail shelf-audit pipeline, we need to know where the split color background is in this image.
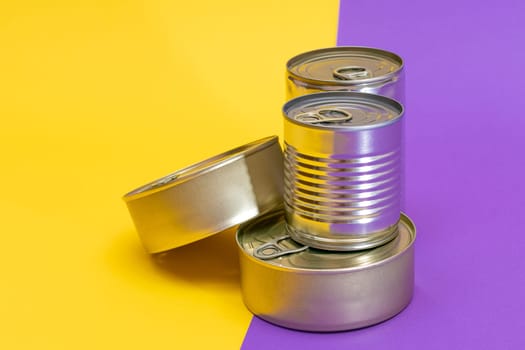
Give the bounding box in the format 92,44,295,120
0,1,337,349
246,0,525,348
2,1,525,349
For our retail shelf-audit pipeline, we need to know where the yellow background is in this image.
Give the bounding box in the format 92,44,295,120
0,1,337,348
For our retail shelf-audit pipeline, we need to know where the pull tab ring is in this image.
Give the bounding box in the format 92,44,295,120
253,235,308,260
294,108,352,124
333,66,370,80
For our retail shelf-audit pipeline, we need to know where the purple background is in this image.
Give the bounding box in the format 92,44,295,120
242,0,525,348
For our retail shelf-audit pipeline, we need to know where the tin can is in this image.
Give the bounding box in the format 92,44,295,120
237,209,416,332
123,136,284,253
283,92,403,251
286,46,404,103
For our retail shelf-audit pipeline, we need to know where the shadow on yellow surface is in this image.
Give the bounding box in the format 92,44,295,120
107,226,240,289
151,228,240,288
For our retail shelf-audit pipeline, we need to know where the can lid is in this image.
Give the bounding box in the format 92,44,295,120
287,47,403,86
237,209,415,271
283,91,403,129
124,136,284,253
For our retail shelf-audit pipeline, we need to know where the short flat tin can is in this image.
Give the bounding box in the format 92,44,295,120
286,46,404,104
124,136,284,254
237,209,416,332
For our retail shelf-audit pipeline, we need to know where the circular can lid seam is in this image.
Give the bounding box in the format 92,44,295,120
283,92,404,131
289,75,401,89
123,136,279,201
237,211,416,273
287,46,404,87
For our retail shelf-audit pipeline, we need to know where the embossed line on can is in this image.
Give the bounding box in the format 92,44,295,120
283,143,401,250
283,92,403,251
284,144,401,220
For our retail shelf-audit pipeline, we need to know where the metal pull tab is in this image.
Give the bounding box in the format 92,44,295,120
333,66,370,80
294,108,352,124
253,235,308,260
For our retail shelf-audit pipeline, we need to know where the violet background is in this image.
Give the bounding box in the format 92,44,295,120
242,0,525,348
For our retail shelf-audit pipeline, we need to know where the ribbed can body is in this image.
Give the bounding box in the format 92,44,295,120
283,92,403,251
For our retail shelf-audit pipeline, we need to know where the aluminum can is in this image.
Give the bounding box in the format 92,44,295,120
123,136,284,253
283,92,403,251
286,46,404,103
237,209,416,332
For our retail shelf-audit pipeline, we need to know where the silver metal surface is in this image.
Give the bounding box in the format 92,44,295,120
286,46,404,103
237,209,416,332
283,92,404,251
123,136,284,254
253,235,308,260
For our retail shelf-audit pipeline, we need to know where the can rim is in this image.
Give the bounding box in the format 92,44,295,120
283,92,404,131
236,210,416,274
286,46,404,87
123,135,279,201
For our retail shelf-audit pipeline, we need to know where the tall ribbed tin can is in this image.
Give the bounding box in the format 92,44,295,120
283,92,404,251
286,47,404,103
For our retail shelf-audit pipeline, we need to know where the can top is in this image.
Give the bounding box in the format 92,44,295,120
123,136,284,253
124,136,278,201
287,46,403,86
283,91,403,129
237,210,415,272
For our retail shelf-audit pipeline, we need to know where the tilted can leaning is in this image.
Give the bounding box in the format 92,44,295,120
237,209,416,332
123,136,284,253
283,92,404,251
286,46,404,104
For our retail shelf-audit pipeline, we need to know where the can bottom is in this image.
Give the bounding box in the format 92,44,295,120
286,222,400,251
249,295,413,332
240,251,414,332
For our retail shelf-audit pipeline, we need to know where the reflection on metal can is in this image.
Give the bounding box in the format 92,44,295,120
237,209,416,332
283,92,403,251
286,46,404,103
123,136,284,253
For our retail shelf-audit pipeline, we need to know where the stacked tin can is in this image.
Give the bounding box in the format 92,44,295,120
124,47,416,332
239,47,416,331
